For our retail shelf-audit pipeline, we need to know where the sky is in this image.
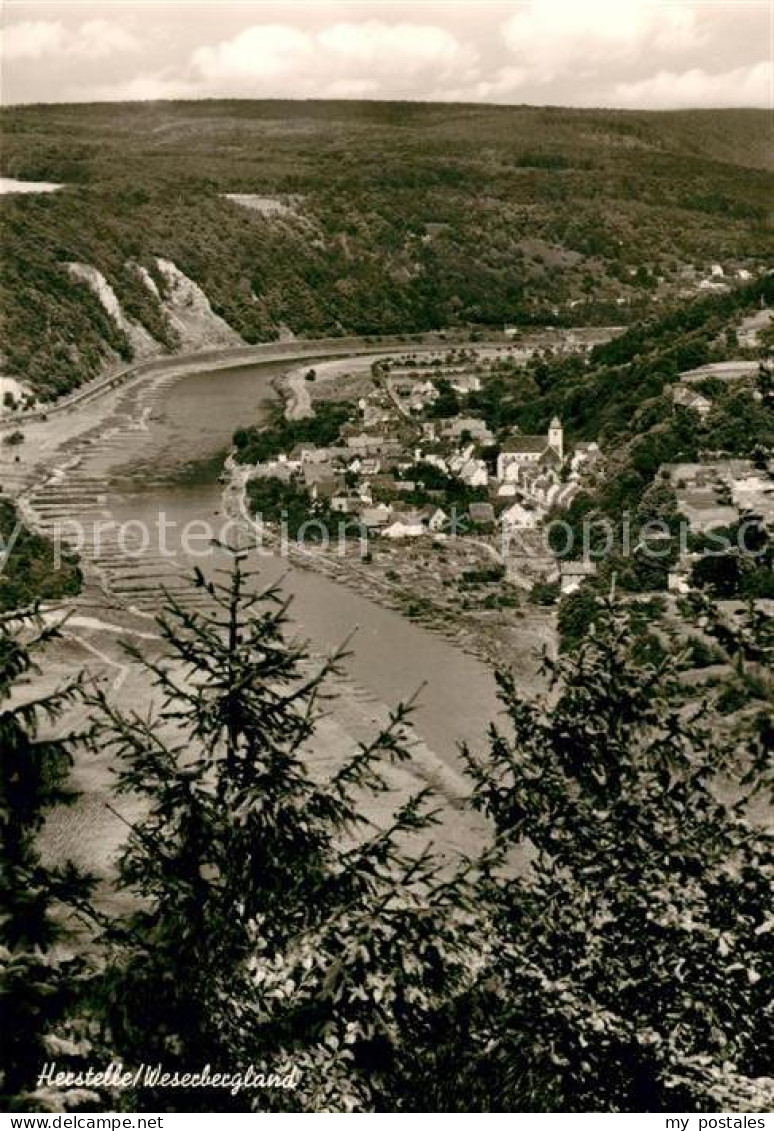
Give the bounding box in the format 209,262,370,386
1,0,772,109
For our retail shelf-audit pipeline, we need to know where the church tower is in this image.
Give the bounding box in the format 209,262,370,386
548,416,563,459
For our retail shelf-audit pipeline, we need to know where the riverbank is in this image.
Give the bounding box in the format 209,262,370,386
2,344,509,881
0,329,493,431
224,464,554,683
224,358,556,689
2,328,555,696
0,332,508,514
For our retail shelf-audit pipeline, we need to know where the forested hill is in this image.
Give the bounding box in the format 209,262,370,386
2,100,773,401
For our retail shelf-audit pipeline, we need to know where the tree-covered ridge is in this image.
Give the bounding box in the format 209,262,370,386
498,274,774,445
1,101,772,398
487,277,774,579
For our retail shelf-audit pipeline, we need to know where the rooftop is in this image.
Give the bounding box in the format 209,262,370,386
500,435,549,454
679,360,758,385
469,502,496,522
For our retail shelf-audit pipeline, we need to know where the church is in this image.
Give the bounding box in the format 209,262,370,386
496,417,564,483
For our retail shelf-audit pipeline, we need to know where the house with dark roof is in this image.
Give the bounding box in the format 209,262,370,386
330,495,363,515
468,502,496,526
360,504,392,529
440,417,494,444
302,463,343,500
345,433,402,456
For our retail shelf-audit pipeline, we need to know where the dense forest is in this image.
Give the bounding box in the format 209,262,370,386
1,100,773,398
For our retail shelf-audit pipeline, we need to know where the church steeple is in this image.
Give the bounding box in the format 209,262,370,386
548,416,563,459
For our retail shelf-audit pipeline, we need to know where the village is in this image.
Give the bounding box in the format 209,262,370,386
235,299,774,649
242,341,605,598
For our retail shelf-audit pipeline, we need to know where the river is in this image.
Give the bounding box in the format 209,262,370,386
106,358,501,768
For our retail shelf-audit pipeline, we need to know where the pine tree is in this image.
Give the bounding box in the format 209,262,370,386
458,603,774,1112
92,555,480,1112
0,607,94,1108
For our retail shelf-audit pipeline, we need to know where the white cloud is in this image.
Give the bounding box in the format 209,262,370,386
190,21,477,95
2,3,767,109
502,0,703,82
67,20,140,60
318,21,475,75
472,65,530,101
1,18,139,62
192,25,313,83
610,60,774,109
1,20,65,60
324,78,379,98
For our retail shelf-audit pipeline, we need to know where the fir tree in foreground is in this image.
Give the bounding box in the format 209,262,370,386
0,608,93,1109
456,603,773,1113
4,570,771,1113
91,555,481,1112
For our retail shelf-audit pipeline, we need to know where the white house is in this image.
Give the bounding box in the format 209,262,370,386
361,403,393,428
330,496,362,514
448,444,475,473
418,452,448,473
449,373,482,394
428,507,449,532
500,501,539,530
667,555,696,595
672,386,712,418
253,461,294,483
458,458,489,488
360,504,392,530
497,418,564,482
737,307,773,348
560,560,598,595
390,378,438,414
383,511,426,539
570,441,603,475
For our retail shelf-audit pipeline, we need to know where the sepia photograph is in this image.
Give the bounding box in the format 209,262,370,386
0,0,772,1120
